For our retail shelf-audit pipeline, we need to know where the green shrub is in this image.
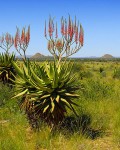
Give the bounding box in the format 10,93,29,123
113,68,120,79
0,83,14,107
99,67,104,73
81,79,114,100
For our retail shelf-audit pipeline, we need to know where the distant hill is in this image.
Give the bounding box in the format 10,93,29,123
31,53,45,59
30,53,54,60
101,54,114,59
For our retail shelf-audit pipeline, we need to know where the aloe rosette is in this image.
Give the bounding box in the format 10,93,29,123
0,53,16,84
12,60,79,125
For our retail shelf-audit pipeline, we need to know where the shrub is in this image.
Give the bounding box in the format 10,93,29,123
0,83,14,107
113,68,120,79
81,79,114,100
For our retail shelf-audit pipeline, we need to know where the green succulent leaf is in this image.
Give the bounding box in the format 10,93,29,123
56,95,60,103
43,105,49,113
39,94,51,100
12,89,28,99
51,100,55,112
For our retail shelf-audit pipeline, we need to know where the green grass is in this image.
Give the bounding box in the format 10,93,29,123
1,61,120,149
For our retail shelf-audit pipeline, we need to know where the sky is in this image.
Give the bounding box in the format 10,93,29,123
0,0,120,57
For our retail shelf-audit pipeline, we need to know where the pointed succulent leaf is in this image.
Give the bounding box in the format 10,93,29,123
51,100,55,112
12,61,24,78
39,94,51,100
56,95,60,103
60,98,72,110
45,63,54,79
43,105,49,113
64,93,79,97
12,89,28,99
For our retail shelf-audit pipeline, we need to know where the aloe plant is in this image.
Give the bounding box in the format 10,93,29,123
12,60,80,126
0,53,16,84
12,16,84,127
0,33,16,85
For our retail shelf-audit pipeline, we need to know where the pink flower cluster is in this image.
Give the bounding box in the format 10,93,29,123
45,16,84,46
14,26,30,49
0,33,14,45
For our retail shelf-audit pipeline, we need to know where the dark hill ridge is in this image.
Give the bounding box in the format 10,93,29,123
30,53,54,60
31,53,45,59
101,54,114,59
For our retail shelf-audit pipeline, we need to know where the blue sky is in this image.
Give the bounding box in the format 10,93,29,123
0,0,120,57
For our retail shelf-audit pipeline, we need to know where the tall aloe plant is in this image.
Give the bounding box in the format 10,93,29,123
12,16,84,127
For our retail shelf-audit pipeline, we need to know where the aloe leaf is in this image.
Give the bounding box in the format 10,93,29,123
51,100,55,112
30,66,52,92
60,98,72,110
39,94,51,100
30,65,44,85
61,98,70,106
12,61,24,78
43,105,49,113
46,63,54,79
56,95,60,103
12,89,28,99
64,93,79,97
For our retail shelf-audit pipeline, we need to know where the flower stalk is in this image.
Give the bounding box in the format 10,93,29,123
14,26,30,61
0,33,14,54
45,16,84,65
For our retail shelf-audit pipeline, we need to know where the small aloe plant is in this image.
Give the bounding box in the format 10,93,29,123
0,33,16,85
0,53,15,84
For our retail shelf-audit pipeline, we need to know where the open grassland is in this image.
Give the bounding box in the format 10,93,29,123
1,60,120,150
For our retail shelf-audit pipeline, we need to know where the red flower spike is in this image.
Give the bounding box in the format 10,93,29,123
75,26,78,44
25,35,28,45
44,21,47,37
28,26,30,43
69,22,74,40
61,20,65,35
79,25,84,46
68,16,71,36
14,35,18,49
74,16,77,34
26,26,30,45
21,29,25,43
48,18,54,37
55,22,58,38
14,29,20,49
65,20,67,39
